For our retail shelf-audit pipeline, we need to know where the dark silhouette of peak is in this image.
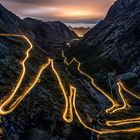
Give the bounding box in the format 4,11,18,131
0,4,21,22
23,17,77,42
23,17,43,25
0,4,23,33
106,0,140,20
0,4,77,43
66,0,140,79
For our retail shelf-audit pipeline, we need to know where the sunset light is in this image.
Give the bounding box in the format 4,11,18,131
1,0,115,24
1,0,139,139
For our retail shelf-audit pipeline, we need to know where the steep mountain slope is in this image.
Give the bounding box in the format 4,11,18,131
0,31,99,140
66,0,140,82
23,18,77,42
0,4,98,140
1,1,140,140
0,4,24,33
0,4,77,44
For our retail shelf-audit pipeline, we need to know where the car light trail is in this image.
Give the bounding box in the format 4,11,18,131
61,51,119,113
2,63,50,115
72,85,140,134
61,51,140,114
62,50,140,131
110,80,140,114
109,82,131,114
0,34,73,123
106,117,140,126
1,34,140,136
50,59,73,123
119,80,140,100
0,34,33,115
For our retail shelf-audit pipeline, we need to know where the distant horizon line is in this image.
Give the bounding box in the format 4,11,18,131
21,16,98,28
65,23,96,28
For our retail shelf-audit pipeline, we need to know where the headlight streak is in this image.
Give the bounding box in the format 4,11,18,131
62,50,140,132
72,85,140,134
106,117,140,126
0,34,33,115
119,80,140,100
50,59,73,123
61,50,119,114
0,34,140,136
6,63,50,113
109,82,131,114
0,34,73,123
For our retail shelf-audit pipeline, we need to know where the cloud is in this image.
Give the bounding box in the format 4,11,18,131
0,0,115,23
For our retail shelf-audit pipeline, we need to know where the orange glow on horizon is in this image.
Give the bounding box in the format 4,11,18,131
54,5,105,20
0,0,116,23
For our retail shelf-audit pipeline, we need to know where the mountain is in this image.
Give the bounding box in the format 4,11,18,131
0,4,98,140
0,4,24,33
23,18,77,43
0,4,77,43
69,26,92,37
106,0,140,20
65,0,140,85
1,2,140,140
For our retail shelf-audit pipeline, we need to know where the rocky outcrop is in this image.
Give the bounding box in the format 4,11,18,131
0,35,99,140
66,0,140,80
106,0,140,20
1,1,140,140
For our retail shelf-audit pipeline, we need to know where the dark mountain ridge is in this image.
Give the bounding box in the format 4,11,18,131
0,4,25,33
66,0,140,81
1,1,140,140
23,18,77,42
106,0,140,20
0,4,77,44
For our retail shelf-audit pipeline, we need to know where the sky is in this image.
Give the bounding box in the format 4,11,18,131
0,0,116,27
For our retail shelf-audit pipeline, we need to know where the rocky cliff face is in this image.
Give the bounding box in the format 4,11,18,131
66,0,140,83
1,1,140,140
0,34,99,140
0,4,96,140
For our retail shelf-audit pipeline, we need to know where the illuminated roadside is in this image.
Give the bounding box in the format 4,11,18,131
1,34,140,136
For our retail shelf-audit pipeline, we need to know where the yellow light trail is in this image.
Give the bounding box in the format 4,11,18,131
106,81,140,126
119,80,140,100
50,60,140,133
5,63,50,114
50,59,73,123
62,50,140,132
0,34,33,115
109,79,140,114
1,34,140,136
61,51,140,114
71,85,140,134
61,51,119,113
0,34,73,123
106,117,140,126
